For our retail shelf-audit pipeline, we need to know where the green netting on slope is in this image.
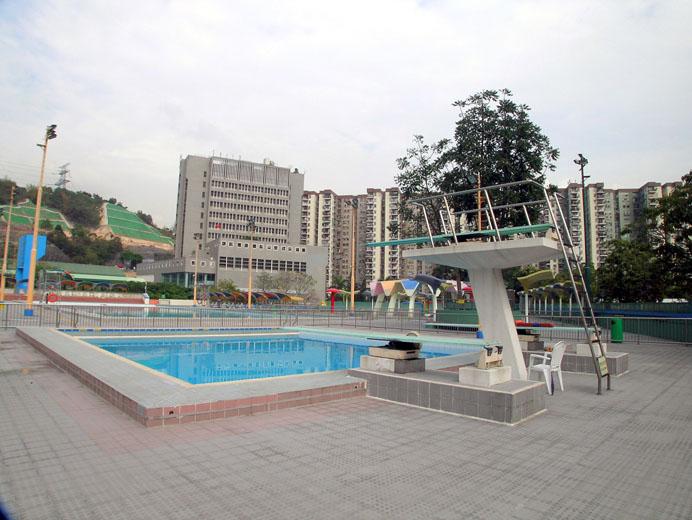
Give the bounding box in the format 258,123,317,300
107,216,153,232
109,225,173,244
4,214,33,227
12,204,65,221
0,204,66,229
105,203,173,245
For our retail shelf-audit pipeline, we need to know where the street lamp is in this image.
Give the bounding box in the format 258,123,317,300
192,233,202,305
0,185,18,304
25,124,57,316
574,153,591,295
246,217,256,309
344,198,359,315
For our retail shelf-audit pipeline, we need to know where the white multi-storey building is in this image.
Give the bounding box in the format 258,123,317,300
553,180,681,270
301,187,430,287
139,155,327,298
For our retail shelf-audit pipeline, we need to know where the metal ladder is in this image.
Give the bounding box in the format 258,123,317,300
543,189,611,395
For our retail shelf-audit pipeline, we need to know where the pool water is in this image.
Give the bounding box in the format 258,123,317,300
84,332,474,384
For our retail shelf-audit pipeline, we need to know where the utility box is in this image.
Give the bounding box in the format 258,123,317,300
611,317,623,343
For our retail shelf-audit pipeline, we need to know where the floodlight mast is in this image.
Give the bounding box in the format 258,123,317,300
25,125,57,316
0,185,18,304
345,198,359,314
574,153,591,297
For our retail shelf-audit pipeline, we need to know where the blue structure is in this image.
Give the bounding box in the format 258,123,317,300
15,234,46,293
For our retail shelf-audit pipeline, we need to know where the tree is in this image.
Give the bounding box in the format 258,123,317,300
213,279,239,293
645,171,692,299
392,135,450,237
288,272,316,301
136,210,154,227
256,272,275,292
120,250,143,269
330,275,349,290
593,239,665,302
441,89,559,228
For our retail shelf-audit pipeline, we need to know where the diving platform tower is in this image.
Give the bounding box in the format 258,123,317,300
367,180,609,391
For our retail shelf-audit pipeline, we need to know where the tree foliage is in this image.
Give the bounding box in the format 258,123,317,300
646,171,692,299
394,89,559,236
120,250,143,269
213,279,239,293
125,281,191,300
329,275,349,290
443,89,559,228
254,271,317,300
593,239,665,302
47,225,123,265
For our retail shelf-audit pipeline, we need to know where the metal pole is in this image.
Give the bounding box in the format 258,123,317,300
247,220,254,309
477,173,482,231
413,202,435,247
350,204,356,314
193,237,200,304
0,185,16,303
26,125,56,316
575,154,591,297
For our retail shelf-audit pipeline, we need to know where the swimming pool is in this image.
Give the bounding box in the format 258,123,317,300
83,331,477,385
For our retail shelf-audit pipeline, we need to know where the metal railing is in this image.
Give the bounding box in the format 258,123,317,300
1,302,690,345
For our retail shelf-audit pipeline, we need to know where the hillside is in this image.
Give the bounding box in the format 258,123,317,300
0,180,174,265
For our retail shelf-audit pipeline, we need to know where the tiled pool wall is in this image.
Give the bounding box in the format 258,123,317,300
141,383,366,427
17,327,366,427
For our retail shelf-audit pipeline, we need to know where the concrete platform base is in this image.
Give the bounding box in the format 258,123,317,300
349,367,546,424
459,366,512,387
522,340,545,351
522,350,629,376
574,342,608,356
360,355,426,374
368,346,421,360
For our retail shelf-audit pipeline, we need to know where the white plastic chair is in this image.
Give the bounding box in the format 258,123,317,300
528,341,566,394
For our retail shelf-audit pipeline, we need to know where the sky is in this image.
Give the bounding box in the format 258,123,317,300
0,0,690,227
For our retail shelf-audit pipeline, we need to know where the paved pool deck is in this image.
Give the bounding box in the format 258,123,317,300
1,329,692,519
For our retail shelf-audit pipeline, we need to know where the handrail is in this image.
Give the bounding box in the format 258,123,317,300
408,179,545,204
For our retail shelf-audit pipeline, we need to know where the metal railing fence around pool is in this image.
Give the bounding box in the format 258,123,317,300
0,302,689,345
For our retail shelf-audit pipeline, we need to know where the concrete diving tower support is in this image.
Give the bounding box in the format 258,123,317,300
403,237,563,380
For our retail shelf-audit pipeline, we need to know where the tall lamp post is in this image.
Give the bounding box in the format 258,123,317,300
345,198,358,315
192,233,202,305
246,217,255,310
574,153,590,295
1,185,18,304
25,124,57,316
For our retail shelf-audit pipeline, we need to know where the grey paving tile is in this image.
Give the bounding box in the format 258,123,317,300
3,330,692,520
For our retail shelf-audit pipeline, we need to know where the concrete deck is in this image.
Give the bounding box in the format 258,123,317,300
2,329,692,519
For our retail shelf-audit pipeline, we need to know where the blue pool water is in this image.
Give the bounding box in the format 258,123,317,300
83,332,476,384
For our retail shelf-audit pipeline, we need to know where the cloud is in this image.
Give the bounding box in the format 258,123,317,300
0,0,690,226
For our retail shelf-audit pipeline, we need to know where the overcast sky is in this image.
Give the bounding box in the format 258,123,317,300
1,0,690,227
